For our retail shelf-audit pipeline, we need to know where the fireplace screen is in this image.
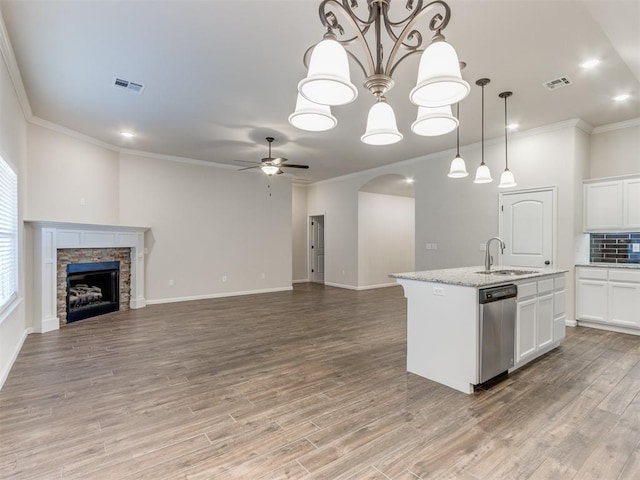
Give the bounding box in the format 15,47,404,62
66,261,120,323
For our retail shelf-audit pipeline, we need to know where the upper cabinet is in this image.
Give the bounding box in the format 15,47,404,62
584,176,640,232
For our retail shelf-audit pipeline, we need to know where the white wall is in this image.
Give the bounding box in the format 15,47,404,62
118,152,292,303
0,34,28,388
590,121,640,179
292,183,308,282
26,122,120,224
358,192,414,288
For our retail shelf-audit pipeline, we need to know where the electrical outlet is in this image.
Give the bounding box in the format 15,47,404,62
168,279,174,286
79,197,86,206
433,287,444,296
480,244,486,251
633,243,640,253
222,275,227,282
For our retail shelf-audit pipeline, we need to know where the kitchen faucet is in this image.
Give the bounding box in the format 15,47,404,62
485,236,506,272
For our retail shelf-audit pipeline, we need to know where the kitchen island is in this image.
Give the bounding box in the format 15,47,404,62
391,266,568,394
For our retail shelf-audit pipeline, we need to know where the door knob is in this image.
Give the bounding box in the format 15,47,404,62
544,260,550,265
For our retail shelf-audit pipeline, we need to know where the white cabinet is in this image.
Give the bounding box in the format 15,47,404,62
623,178,640,229
576,267,640,333
584,177,640,232
515,274,565,367
584,181,623,231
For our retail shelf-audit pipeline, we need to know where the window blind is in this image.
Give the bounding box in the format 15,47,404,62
0,156,18,310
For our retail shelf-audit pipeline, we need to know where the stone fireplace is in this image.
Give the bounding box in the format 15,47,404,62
27,221,148,332
58,250,130,324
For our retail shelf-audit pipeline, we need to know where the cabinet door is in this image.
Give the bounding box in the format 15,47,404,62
584,181,622,231
537,293,554,349
516,298,537,363
623,178,640,229
577,279,608,322
553,290,566,341
608,282,640,328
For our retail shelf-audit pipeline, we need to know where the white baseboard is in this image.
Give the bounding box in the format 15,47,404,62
577,320,639,336
0,327,32,390
565,319,577,327
356,282,398,291
324,281,358,290
146,286,293,305
292,279,309,284
130,298,147,309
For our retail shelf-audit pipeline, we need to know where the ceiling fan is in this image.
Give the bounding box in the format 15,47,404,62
235,137,309,176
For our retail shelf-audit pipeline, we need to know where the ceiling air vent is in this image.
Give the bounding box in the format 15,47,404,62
543,76,572,91
113,77,145,94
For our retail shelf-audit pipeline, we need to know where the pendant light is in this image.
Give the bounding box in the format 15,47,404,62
473,78,493,184
447,102,468,178
498,91,517,188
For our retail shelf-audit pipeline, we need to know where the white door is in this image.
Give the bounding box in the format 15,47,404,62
310,216,325,284
500,189,554,268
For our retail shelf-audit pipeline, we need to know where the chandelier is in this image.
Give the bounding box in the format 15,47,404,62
289,0,469,145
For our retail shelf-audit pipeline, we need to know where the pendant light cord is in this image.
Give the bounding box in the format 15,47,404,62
481,83,485,165
456,103,460,156
504,95,508,170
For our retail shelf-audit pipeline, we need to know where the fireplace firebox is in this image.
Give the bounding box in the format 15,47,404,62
66,261,120,323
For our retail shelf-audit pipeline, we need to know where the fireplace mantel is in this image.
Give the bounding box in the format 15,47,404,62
26,221,149,333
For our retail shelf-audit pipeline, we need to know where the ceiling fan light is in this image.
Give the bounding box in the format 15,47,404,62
448,154,468,178
411,104,458,136
473,163,493,184
498,168,517,188
288,94,337,131
361,99,403,145
410,40,470,107
261,165,280,176
298,37,358,106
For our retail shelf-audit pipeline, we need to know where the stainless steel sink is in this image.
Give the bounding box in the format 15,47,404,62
475,269,539,276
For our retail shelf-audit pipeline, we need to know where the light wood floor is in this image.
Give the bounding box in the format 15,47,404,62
1,283,640,479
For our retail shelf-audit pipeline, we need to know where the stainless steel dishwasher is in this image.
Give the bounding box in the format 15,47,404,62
478,284,517,384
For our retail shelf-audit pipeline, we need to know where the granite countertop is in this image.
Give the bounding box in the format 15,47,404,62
390,266,568,288
575,263,640,269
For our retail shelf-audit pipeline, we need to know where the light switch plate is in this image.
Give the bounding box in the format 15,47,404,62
633,243,640,253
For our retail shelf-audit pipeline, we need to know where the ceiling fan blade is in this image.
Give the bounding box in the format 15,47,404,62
234,159,260,165
277,169,284,175
238,165,259,171
280,164,309,169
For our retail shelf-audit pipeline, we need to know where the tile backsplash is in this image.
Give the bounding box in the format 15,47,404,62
590,233,640,264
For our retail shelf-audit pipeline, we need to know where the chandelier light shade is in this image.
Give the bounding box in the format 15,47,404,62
293,0,469,145
410,40,470,107
474,78,493,184
298,35,358,106
498,91,517,188
288,94,338,131
361,98,403,145
411,104,458,137
448,103,468,178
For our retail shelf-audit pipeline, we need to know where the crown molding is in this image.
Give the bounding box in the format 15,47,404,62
29,116,121,153
0,9,32,120
592,118,640,135
119,148,238,171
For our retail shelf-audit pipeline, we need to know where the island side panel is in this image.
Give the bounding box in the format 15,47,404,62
397,279,479,394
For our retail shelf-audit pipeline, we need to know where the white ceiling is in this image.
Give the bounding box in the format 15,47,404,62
1,0,638,183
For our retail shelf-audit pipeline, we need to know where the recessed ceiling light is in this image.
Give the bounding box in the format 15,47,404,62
613,94,630,102
120,131,135,138
507,123,519,131
580,59,600,69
